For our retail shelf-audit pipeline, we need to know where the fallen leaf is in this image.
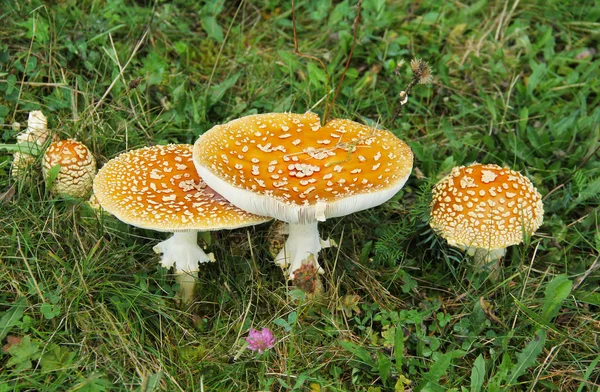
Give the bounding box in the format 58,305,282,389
479,297,507,328
0,185,16,204
413,167,425,179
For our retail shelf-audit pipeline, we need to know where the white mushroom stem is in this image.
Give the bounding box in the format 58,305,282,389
465,246,506,279
152,231,215,273
274,222,326,280
153,231,216,304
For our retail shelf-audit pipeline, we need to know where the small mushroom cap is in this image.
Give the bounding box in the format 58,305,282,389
193,112,413,223
93,144,270,232
42,139,97,198
430,163,544,251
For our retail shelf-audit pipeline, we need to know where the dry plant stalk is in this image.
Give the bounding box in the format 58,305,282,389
291,0,363,124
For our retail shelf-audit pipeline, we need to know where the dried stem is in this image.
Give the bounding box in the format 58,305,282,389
292,0,363,125
323,0,363,123
292,0,331,122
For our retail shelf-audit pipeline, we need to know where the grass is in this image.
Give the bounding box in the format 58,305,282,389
1,0,599,390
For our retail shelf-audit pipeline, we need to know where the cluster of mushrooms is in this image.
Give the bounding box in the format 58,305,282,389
11,111,97,199
12,111,544,302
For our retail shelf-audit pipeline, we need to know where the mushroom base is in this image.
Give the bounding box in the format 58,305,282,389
274,222,326,280
153,231,215,273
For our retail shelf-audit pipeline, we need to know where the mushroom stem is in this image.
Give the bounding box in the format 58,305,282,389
274,222,325,280
468,247,506,279
153,231,215,273
174,272,198,305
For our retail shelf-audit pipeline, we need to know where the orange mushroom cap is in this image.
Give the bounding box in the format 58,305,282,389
430,163,544,252
193,112,413,224
93,144,270,232
42,139,97,198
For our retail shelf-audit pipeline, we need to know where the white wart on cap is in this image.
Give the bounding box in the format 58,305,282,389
430,163,544,264
42,139,97,198
93,144,270,275
193,112,413,278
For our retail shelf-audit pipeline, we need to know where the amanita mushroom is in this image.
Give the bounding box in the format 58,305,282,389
193,112,413,279
93,144,270,301
42,139,97,198
429,163,544,273
11,111,59,178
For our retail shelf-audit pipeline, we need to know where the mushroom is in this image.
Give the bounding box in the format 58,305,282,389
429,163,544,274
11,111,59,178
193,112,413,279
92,144,271,301
42,139,97,198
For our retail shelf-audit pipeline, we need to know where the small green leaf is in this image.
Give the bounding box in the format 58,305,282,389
0,297,26,341
40,303,61,320
198,231,212,246
394,325,404,371
203,0,224,16
208,73,240,107
26,56,37,73
573,290,600,306
419,350,466,389
18,16,50,44
306,62,327,89
309,0,331,21
328,0,350,27
527,62,547,95
576,176,600,204
487,353,513,392
470,354,486,392
519,107,529,133
506,329,546,385
339,340,377,367
70,373,112,392
273,318,291,332
541,274,572,322
377,351,392,385
359,240,373,264
287,311,297,325
40,344,76,372
45,164,62,190
201,15,224,43
6,335,42,371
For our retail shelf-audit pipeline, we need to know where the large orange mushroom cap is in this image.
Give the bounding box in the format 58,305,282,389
430,163,544,256
193,112,413,224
